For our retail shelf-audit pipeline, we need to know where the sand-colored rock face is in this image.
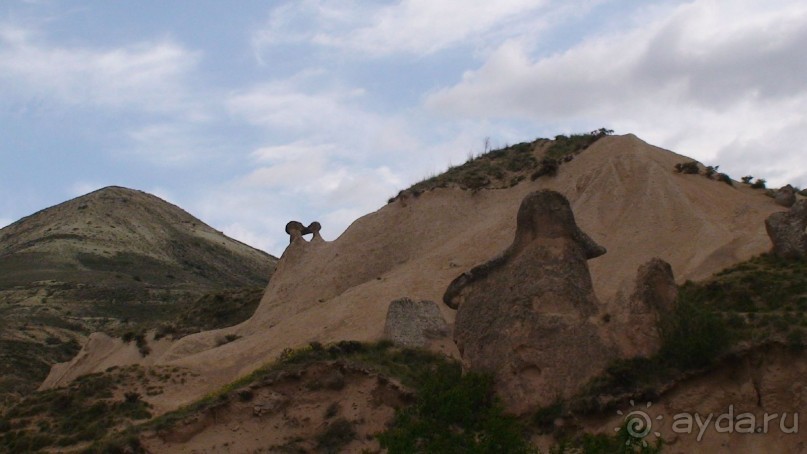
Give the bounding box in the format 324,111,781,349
383,298,449,348
43,135,786,412
449,190,613,415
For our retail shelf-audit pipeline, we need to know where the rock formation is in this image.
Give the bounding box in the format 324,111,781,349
383,298,449,348
446,190,613,414
629,258,677,315
774,185,797,208
284,221,323,243
614,258,678,358
765,200,807,259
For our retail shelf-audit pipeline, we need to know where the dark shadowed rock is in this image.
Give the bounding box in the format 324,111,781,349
447,190,613,414
383,298,449,348
630,258,677,315
775,185,797,208
766,200,807,259
615,258,678,358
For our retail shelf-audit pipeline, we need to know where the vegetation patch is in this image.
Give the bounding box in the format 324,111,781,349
544,128,612,160
378,362,533,453
0,338,81,403
388,128,613,202
532,253,807,450
0,367,152,452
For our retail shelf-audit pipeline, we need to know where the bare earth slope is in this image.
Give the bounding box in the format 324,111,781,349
0,186,277,400
42,135,786,412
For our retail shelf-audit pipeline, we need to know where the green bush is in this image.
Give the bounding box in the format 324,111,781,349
530,158,560,181
378,363,533,453
559,425,663,453
546,129,612,160
716,173,733,186
674,161,700,174
659,290,731,370
751,178,767,189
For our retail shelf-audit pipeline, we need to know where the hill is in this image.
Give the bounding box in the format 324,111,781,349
0,186,277,402
43,134,785,396
14,134,805,452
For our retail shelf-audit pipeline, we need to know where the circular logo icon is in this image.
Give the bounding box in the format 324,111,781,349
615,400,663,447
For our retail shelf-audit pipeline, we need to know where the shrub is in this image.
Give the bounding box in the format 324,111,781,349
573,425,663,453
659,291,731,370
316,418,355,452
705,165,718,178
751,178,767,189
378,363,533,453
461,173,491,191
124,392,141,404
546,129,610,160
237,389,254,402
674,161,700,174
324,402,340,419
216,334,241,346
530,158,560,181
741,175,754,184
716,173,733,186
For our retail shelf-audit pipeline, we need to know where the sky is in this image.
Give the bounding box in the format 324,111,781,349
1,0,806,256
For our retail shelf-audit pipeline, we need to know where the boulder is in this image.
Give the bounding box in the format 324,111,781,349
383,298,449,348
447,190,613,414
765,200,807,259
775,185,797,208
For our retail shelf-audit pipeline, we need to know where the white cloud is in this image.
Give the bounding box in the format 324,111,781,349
425,0,807,186
126,122,221,165
322,0,548,55
252,0,576,58
0,24,201,114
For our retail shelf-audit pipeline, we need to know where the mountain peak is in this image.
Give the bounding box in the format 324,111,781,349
0,187,276,288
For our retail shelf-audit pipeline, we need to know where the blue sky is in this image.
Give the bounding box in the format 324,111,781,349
2,0,806,255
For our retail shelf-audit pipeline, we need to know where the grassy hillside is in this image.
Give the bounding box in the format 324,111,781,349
389,129,612,201
0,187,277,403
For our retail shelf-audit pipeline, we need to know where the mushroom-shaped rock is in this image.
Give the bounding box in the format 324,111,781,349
447,190,613,414
765,200,807,259
285,221,307,243
383,298,449,348
284,220,323,243
307,221,323,241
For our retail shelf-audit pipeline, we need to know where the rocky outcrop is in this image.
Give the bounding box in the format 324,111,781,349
765,200,807,259
629,258,677,315
446,190,613,414
383,298,449,348
615,258,678,358
774,185,797,208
